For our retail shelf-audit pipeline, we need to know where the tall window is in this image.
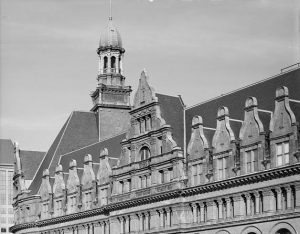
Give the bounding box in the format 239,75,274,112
192,164,203,186
84,192,92,210
111,56,116,70
104,56,108,69
140,147,150,161
276,142,289,166
245,149,257,173
217,157,227,180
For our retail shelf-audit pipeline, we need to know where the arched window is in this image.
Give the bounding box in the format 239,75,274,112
104,56,108,69
111,56,116,69
140,146,150,161
276,229,292,234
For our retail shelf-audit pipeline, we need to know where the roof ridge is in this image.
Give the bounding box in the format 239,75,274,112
186,67,300,110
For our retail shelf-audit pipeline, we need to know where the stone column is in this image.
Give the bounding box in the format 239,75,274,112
276,188,282,211
144,212,150,230
233,195,245,217
138,213,144,231
158,209,164,227
93,223,102,234
262,189,276,213
200,203,205,222
225,198,231,219
191,203,197,223
254,192,260,214
105,221,109,234
130,214,139,232
100,222,105,234
141,119,145,134
115,54,119,74
245,194,251,216
120,217,124,234
286,186,292,209
146,116,151,132
125,216,130,234
294,183,300,209
107,55,111,74
217,199,223,220
166,208,171,227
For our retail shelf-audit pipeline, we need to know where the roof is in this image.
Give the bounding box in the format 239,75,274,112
99,19,122,49
28,111,99,194
0,139,14,165
156,93,185,148
20,150,45,180
185,67,300,145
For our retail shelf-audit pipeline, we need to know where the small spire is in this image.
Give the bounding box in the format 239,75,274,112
109,0,112,20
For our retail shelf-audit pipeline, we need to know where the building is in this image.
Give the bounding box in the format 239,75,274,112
0,139,44,234
10,13,300,234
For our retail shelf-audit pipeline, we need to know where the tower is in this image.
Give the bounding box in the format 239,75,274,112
90,12,132,140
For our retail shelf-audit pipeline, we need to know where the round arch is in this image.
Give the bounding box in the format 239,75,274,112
215,230,231,234
139,145,151,161
241,226,262,234
269,222,297,234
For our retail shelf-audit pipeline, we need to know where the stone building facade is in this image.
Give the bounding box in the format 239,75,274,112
10,15,300,234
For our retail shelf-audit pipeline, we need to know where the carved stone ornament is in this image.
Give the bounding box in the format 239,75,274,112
97,148,112,184
67,160,80,193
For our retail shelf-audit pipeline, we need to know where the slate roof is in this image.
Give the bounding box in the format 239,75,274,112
156,93,185,148
28,111,99,194
0,139,14,165
185,67,300,145
20,150,45,180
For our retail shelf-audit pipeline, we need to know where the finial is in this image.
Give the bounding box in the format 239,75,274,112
109,0,112,20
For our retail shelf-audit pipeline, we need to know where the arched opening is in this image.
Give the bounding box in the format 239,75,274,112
111,56,116,72
140,146,150,161
104,56,108,71
276,229,292,234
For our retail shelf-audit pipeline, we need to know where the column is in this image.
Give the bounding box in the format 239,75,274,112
138,213,143,231
294,183,300,208
285,186,292,209
245,194,251,216
191,203,197,223
125,216,130,234
93,223,102,234
200,203,205,222
100,222,105,234
276,188,282,211
144,212,150,230
115,55,119,74
159,209,164,227
130,214,139,232
166,208,171,227
120,217,124,234
145,116,151,132
107,55,111,74
225,198,231,219
262,189,276,213
217,199,223,220
254,192,260,215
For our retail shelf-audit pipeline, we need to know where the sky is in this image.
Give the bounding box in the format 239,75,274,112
1,0,299,151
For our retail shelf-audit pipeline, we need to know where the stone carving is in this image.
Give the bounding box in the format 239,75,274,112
53,164,65,197
97,148,112,185
66,160,80,193
269,86,296,136
40,169,52,201
13,142,27,197
187,116,209,160
81,154,96,190
212,107,235,153
239,97,264,144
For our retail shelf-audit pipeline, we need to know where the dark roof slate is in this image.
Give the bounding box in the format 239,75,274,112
156,93,184,148
28,111,99,194
20,150,45,180
185,68,300,144
0,139,14,165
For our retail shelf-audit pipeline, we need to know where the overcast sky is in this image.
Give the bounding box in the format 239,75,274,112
1,0,299,151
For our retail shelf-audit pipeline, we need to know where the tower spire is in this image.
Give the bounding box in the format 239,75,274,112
109,0,112,21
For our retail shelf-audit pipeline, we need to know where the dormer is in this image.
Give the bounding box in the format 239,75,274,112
81,154,96,210
66,160,80,214
53,164,66,217
239,97,265,174
269,86,298,168
187,116,209,186
212,107,237,181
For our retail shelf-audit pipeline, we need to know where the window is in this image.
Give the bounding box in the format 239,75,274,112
104,56,108,69
276,142,289,166
140,147,150,161
217,157,227,180
245,149,257,173
55,200,62,216
84,192,92,210
101,189,107,205
68,195,76,213
111,56,116,69
192,164,203,185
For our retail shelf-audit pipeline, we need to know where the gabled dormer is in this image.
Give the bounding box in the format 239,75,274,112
269,86,298,168
97,148,111,206
66,160,80,214
187,116,209,186
81,154,96,210
212,107,237,181
53,165,66,217
239,97,266,174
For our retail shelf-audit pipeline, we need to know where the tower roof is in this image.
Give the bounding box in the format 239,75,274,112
99,19,123,51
